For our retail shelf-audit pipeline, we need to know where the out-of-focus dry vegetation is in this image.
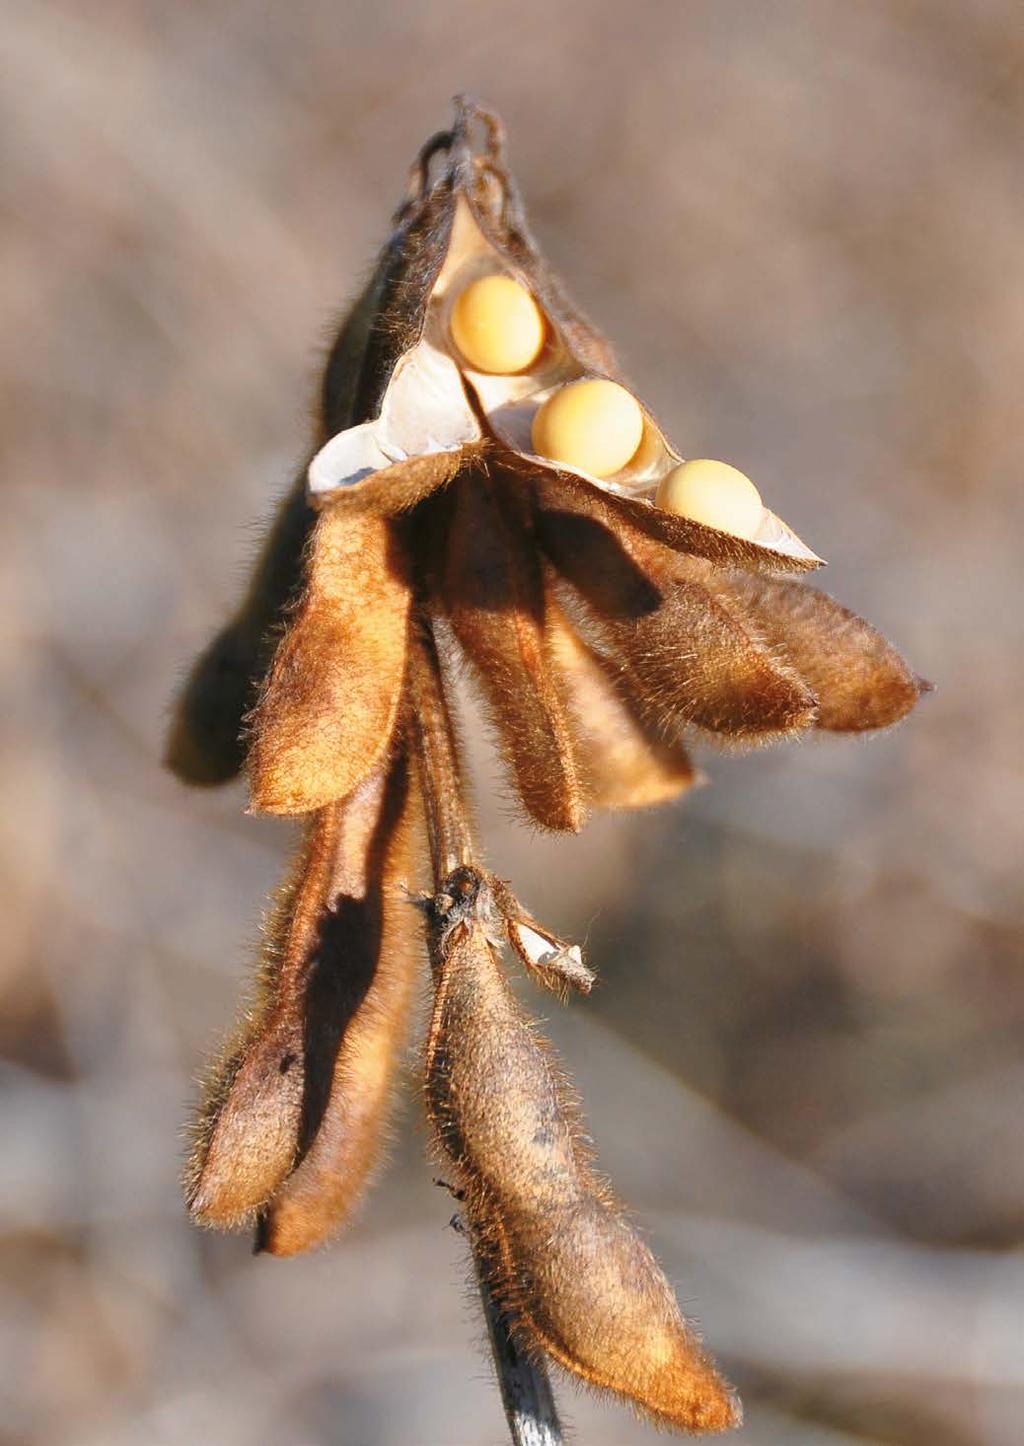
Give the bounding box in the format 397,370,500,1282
2,2,1022,1443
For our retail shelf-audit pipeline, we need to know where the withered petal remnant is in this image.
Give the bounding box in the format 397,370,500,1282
168,96,926,1438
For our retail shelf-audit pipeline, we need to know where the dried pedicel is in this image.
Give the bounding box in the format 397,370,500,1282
170,97,927,1441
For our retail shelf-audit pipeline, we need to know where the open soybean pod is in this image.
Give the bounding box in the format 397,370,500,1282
186,749,417,1231
535,474,925,744
306,104,609,515
308,100,819,578
425,867,739,1434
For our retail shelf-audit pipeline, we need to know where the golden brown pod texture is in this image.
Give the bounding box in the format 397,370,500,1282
536,494,817,742
164,250,396,789
716,571,926,731
545,590,696,810
186,752,412,1229
258,758,421,1256
439,472,584,832
425,868,740,1434
248,504,411,814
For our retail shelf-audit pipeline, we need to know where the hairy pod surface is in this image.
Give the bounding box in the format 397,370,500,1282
612,577,818,742
248,505,411,814
545,590,696,809
537,498,817,742
716,571,926,731
169,100,930,1443
439,471,584,832
425,868,739,1433
165,246,402,788
257,754,421,1255
186,753,410,1227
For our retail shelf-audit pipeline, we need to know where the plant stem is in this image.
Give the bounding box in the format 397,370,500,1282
411,612,564,1446
471,1231,563,1446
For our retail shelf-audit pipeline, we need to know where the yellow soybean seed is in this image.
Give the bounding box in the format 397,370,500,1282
531,379,644,479
450,274,545,374
656,459,764,539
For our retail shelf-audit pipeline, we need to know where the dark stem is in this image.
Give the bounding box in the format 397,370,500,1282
474,1234,563,1446
410,611,564,1446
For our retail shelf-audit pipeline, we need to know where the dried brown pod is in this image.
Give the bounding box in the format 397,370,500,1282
425,866,739,1434
714,570,926,731
438,469,584,832
247,504,411,814
545,590,697,809
257,758,420,1256
604,575,819,743
164,250,399,787
186,749,413,1228
538,501,818,743
170,98,930,1443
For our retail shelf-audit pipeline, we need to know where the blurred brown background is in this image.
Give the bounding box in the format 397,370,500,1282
2,2,1023,1443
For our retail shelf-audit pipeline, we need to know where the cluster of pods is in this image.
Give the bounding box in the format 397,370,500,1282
167,100,924,1434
